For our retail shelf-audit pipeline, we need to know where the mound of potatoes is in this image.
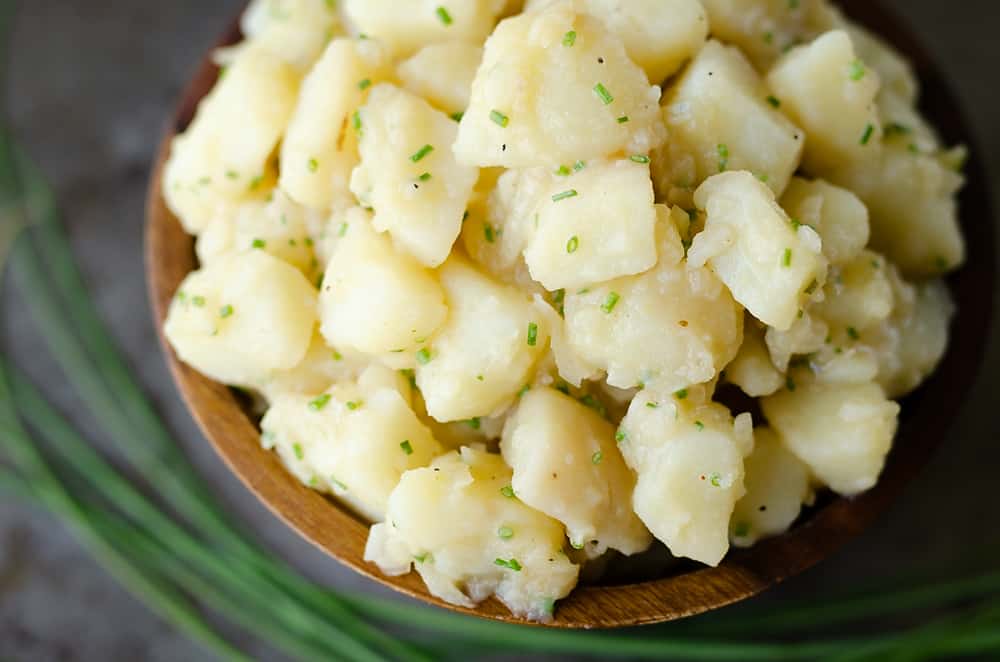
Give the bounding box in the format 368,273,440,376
163,0,963,621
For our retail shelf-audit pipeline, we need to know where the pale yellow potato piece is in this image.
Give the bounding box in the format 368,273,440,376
846,22,918,105
398,42,484,116
619,392,753,566
241,0,343,70
699,0,842,71
564,207,743,392
725,319,783,397
163,46,300,234
342,0,503,58
814,250,894,333
500,388,652,556
350,84,479,267
764,310,828,372
453,1,665,168
525,0,708,84
523,158,658,291
280,38,391,211
767,30,883,175
165,251,317,387
364,447,579,621
255,332,371,404
762,379,899,496
654,40,804,205
691,171,827,331
319,210,447,359
730,427,812,547
416,257,549,422
261,366,444,521
825,141,965,278
780,177,870,265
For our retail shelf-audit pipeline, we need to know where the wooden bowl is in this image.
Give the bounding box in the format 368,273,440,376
145,1,996,628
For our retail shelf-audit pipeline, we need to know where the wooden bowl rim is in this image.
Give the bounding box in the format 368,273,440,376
144,0,996,629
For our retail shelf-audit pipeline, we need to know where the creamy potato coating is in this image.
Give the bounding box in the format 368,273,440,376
364,448,579,621
398,43,484,117
501,388,651,556
351,84,479,267
241,0,343,70
453,1,665,168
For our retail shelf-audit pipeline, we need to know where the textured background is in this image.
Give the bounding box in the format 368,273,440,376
1,2,998,660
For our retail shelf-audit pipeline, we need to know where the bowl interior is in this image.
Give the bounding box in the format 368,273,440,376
144,0,996,628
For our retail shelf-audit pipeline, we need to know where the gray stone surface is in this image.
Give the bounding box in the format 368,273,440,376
1,1,998,660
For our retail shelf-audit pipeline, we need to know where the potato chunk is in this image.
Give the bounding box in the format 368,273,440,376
453,1,665,168
762,379,899,495
525,0,708,84
165,251,317,387
813,250,894,334
500,388,652,556
690,171,827,331
241,0,343,70
522,158,658,291
342,0,503,58
780,177,869,266
255,332,371,404
261,365,444,521
416,257,549,422
398,43,483,117
618,392,753,566
280,38,391,211
564,206,743,392
364,447,579,621
350,84,479,267
767,30,883,174
163,46,300,234
730,427,813,547
654,40,804,204
725,319,783,397
318,210,447,359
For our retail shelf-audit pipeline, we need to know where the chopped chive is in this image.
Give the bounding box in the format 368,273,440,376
804,279,819,295
593,82,614,105
219,304,233,319
646,402,658,409
573,160,586,172
782,248,792,267
358,78,371,91
292,443,304,460
337,222,349,237
517,384,531,397
413,552,430,563
475,374,484,382
600,291,620,314
251,238,266,249
562,30,576,47
630,154,650,164
786,376,797,392
734,521,751,537
410,144,434,162
489,109,509,127
309,394,332,411
483,223,495,243
225,170,239,180
494,558,522,571
497,526,514,540
694,421,705,431
616,115,629,124
332,350,343,361
552,189,578,202
717,143,729,172
674,388,688,400
192,295,206,307
847,326,860,340
555,165,571,176
450,111,464,122
885,122,911,136
500,485,516,498
307,158,319,173
615,427,626,443
435,6,452,25
466,417,481,430
591,451,603,465
860,123,875,145
848,59,866,81
527,322,538,347
400,440,413,455
709,472,721,487
566,235,579,253
766,95,781,108
248,175,264,190
345,400,362,411
351,110,362,132
415,348,432,365
757,173,770,183
417,172,432,181
331,477,348,491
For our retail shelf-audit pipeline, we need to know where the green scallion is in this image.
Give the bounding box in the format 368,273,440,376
400,440,413,455
593,82,614,105
552,189,578,202
600,291,620,314
435,6,452,25
527,322,538,347
410,144,434,162
489,109,509,127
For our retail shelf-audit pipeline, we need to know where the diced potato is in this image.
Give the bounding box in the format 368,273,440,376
525,0,708,84
564,207,743,392
846,22,918,105
730,427,812,547
725,319,783,397
699,0,842,71
255,332,371,404
163,45,300,234
350,84,479,267
165,251,317,386
767,30,883,175
280,38,391,211
825,142,965,278
523,159,658,291
364,447,579,621
654,41,804,204
416,257,549,422
318,210,447,362
764,310,828,372
195,190,321,277
453,2,665,168
261,365,444,521
762,379,899,495
691,171,827,331
342,0,503,58
813,250,894,333
780,177,870,265
241,0,343,70
500,388,652,556
618,392,753,565
398,42,484,116
533,296,601,387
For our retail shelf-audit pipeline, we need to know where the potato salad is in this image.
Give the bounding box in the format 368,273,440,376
163,0,964,621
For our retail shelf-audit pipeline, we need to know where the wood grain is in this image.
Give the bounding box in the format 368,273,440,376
144,1,996,628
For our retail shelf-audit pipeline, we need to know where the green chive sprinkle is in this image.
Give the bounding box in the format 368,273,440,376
450,111,464,122
566,235,579,253
192,295,206,307
592,451,603,465
413,552,430,563
501,486,516,498
332,350,343,361
860,124,875,145
600,292,620,314
527,322,538,346
490,109,509,127
562,30,576,47
630,154,650,164
225,170,239,180
351,111,362,132
517,384,531,397
734,521,751,537
494,558,522,571
694,421,705,431
293,443,304,460
717,144,729,172
615,428,626,443
884,122,911,136
782,248,792,267
497,526,514,540
476,374,484,381
552,189,578,202
616,115,629,124
593,82,614,105
358,78,371,91
251,238,266,249
345,401,362,411
466,417,481,430
847,326,860,340
400,440,413,455
848,59,866,81
417,172,432,182
483,223,495,243
331,477,348,491
307,158,319,173
435,6,452,25
337,222,349,237
786,376,797,392
415,348,432,365
556,164,571,176
646,402,658,409
573,160,586,172
410,144,434,162
709,472,721,487
309,394,332,411
219,305,233,319
804,279,819,295
675,388,688,400
766,95,781,108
